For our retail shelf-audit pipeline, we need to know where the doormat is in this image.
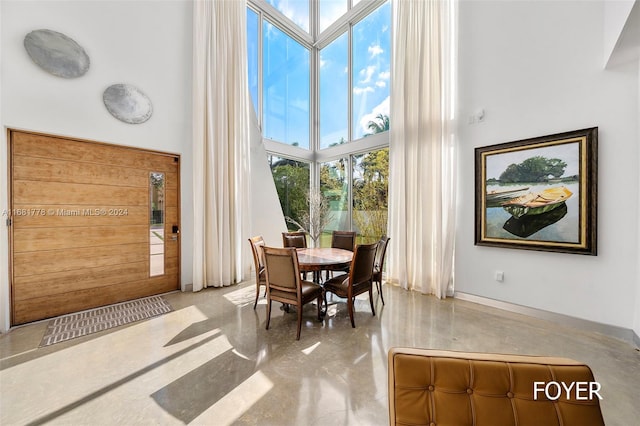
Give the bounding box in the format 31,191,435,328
40,295,173,347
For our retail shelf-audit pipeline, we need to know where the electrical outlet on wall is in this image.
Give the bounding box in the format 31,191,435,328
495,271,504,282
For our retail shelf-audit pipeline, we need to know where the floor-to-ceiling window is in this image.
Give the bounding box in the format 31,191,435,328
353,147,388,243
351,2,390,141
248,0,390,243
319,32,348,149
263,22,310,148
320,157,348,245
268,155,311,231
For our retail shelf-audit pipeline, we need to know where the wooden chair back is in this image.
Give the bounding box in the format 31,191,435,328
248,236,267,309
331,230,356,251
349,242,378,288
282,231,308,248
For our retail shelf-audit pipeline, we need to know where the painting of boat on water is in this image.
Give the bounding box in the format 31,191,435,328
475,128,597,255
501,186,572,219
485,182,578,242
485,186,530,207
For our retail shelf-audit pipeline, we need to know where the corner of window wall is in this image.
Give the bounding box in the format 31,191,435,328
248,0,390,245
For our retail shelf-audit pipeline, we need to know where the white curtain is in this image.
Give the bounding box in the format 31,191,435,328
388,0,457,298
192,0,250,291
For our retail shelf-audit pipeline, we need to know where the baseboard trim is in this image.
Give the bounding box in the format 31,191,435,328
454,292,637,346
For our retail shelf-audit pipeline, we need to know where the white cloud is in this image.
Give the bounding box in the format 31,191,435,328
353,86,375,95
344,66,348,74
276,0,309,32
359,65,377,84
378,71,390,80
375,81,386,88
320,59,327,68
319,1,347,32
368,44,383,58
359,96,390,134
290,97,309,111
264,22,277,40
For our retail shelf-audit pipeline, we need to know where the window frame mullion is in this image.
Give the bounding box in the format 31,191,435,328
251,0,390,236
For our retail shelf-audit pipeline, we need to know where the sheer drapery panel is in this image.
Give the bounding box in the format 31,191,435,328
193,0,251,290
388,0,457,298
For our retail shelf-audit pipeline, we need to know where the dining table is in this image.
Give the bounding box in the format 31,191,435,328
296,247,353,284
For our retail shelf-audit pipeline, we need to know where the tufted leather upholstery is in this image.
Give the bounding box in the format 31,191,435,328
388,347,604,426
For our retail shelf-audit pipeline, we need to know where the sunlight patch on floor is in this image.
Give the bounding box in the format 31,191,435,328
56,333,234,424
190,370,274,426
0,306,225,425
223,285,257,307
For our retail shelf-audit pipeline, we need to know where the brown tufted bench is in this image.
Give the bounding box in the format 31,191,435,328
388,347,605,426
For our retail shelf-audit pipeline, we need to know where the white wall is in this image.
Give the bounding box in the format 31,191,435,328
0,0,193,331
455,0,639,329
604,0,635,66
249,108,288,248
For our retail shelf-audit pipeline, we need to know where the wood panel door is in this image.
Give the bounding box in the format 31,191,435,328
8,130,180,325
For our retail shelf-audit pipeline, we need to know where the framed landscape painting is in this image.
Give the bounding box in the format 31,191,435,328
475,128,597,255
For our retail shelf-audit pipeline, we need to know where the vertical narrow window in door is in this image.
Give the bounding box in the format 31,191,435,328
150,172,165,276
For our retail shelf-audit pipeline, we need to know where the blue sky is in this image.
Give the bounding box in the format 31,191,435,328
350,2,390,141
248,1,390,150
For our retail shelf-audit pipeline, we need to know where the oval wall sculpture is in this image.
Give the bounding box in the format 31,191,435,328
103,84,153,124
24,29,90,78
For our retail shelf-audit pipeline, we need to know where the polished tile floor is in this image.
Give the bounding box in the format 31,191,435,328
1,281,639,425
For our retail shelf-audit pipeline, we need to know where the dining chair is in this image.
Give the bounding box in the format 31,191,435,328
373,235,390,305
262,246,324,340
326,230,356,280
282,231,308,248
323,242,378,328
331,230,356,251
248,236,267,309
282,231,309,279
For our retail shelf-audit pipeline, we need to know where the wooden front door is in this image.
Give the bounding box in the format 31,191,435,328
8,130,180,325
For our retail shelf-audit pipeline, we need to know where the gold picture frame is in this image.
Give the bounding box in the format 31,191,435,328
475,128,597,255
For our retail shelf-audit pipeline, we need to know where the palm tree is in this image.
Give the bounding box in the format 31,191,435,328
355,113,390,241
366,113,390,135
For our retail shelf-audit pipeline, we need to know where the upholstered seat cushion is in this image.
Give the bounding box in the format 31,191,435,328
269,280,321,301
323,274,348,293
388,348,605,426
323,274,369,296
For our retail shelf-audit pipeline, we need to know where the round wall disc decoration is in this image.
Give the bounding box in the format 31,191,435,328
24,29,90,78
103,84,153,124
